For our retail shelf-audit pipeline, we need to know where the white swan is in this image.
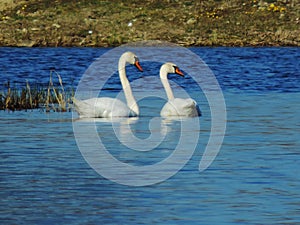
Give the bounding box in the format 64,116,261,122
73,51,143,118
160,62,201,117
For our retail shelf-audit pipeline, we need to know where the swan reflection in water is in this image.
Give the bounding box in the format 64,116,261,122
73,116,200,153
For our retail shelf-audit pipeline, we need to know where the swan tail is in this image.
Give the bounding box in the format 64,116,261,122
187,100,201,117
72,97,83,110
178,99,202,117
72,97,84,114
72,97,95,117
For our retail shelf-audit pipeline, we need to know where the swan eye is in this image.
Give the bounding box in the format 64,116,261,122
134,56,139,63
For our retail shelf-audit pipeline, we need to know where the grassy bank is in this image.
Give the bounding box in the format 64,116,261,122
0,0,299,47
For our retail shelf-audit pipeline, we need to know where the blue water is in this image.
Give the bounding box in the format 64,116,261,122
0,47,300,224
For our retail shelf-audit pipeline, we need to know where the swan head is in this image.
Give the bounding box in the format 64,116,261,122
122,51,143,72
160,62,184,77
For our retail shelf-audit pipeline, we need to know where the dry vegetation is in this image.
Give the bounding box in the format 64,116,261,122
0,0,299,47
0,70,73,111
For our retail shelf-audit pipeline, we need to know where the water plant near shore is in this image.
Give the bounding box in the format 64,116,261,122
0,70,74,111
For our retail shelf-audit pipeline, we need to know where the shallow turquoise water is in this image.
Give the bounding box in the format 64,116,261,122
0,47,299,224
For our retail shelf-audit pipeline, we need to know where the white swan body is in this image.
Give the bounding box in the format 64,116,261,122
73,97,137,118
160,62,201,117
73,52,143,118
160,98,200,117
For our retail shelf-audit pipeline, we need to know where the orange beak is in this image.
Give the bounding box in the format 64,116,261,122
134,61,143,72
175,67,184,76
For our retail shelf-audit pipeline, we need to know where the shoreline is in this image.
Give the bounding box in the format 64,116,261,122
0,0,299,47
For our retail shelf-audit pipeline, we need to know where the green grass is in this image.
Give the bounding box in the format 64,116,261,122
0,0,299,46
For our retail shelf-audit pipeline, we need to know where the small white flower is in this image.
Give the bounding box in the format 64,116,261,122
88,30,93,34
128,22,133,27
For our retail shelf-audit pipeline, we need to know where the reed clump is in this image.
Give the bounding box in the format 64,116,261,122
0,70,74,112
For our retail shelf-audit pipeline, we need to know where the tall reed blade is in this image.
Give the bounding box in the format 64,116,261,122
26,80,33,108
5,81,11,109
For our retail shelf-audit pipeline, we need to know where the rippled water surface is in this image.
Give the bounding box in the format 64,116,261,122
0,47,299,224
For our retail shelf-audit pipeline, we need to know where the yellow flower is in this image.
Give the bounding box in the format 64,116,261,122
280,7,286,12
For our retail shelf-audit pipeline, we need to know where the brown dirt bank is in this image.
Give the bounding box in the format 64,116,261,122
0,0,299,47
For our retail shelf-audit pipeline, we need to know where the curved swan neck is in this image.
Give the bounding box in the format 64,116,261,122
160,67,174,101
118,55,139,115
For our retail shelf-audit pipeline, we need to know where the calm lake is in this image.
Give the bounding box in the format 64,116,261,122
0,47,299,224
